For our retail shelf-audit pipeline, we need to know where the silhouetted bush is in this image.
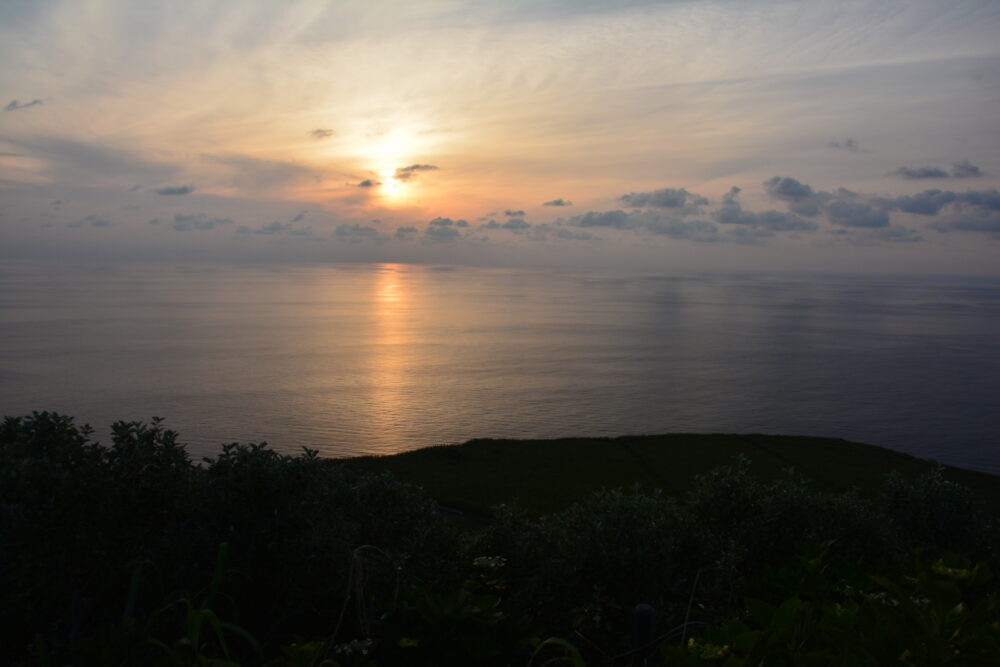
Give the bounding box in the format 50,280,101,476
880,465,995,559
0,412,456,663
1,412,996,665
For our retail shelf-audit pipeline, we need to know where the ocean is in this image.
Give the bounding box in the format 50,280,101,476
2,260,998,474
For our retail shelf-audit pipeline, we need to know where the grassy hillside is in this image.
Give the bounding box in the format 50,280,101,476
341,433,1000,516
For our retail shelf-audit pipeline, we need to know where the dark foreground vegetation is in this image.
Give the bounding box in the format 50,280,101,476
2,412,998,665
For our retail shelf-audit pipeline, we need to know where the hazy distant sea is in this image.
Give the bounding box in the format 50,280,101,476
2,260,998,474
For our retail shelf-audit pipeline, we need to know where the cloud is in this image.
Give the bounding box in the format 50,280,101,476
4,99,43,112
569,210,636,229
564,208,718,242
500,218,530,231
310,128,335,139
427,216,468,229
356,179,378,187
504,209,525,217
762,176,825,216
931,217,1000,234
425,226,461,242
827,226,925,245
824,201,890,228
253,221,293,235
394,164,439,181
727,227,776,244
543,198,572,207
714,205,818,231
292,210,308,223
644,217,718,242
951,160,983,178
171,213,233,231
153,184,196,195
67,215,112,229
878,188,999,217
334,224,381,242
893,161,983,180
422,217,465,241
552,228,597,241
713,187,818,231
895,166,950,180
878,189,957,215
394,226,418,240
827,137,861,152
619,187,709,212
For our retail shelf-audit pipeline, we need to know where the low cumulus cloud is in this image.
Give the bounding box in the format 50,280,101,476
171,213,233,231
763,176,825,217
570,210,636,229
713,187,818,231
894,166,950,180
951,160,984,178
552,228,596,241
564,208,718,243
644,217,718,242
394,164,439,181
4,99,43,112
619,187,708,213
827,137,862,152
423,217,466,242
543,198,572,207
825,200,890,228
482,217,531,232
894,161,983,180
334,224,382,242
824,226,924,246
309,129,335,140
394,226,419,240
248,221,292,235
504,209,525,217
355,179,378,187
235,211,316,238
153,184,195,195
764,174,999,238
67,215,111,229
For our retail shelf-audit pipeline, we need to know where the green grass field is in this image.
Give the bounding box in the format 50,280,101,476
340,433,1000,517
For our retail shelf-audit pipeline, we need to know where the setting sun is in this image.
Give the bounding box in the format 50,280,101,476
378,168,407,200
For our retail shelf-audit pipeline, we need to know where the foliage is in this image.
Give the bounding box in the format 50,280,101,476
880,465,996,560
2,412,998,665
661,548,1000,666
0,412,455,664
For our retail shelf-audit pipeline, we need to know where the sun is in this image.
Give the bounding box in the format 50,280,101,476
356,124,435,204
378,168,407,200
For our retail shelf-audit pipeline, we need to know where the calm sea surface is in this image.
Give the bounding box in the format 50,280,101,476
2,260,998,474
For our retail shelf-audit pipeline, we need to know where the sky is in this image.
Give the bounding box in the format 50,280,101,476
2,0,999,274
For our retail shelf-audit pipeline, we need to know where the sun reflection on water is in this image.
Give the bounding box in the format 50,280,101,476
368,264,411,452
